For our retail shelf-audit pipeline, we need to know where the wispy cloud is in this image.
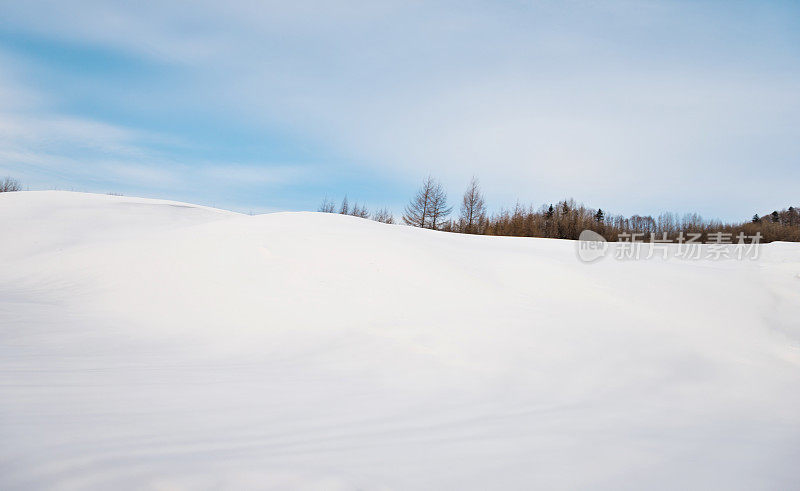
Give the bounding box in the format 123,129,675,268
0,49,311,203
1,1,799,217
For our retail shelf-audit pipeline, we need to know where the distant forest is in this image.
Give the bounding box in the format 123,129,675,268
321,176,800,243
2,175,796,243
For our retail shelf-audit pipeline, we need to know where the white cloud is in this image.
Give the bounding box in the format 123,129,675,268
0,49,310,196
2,1,799,217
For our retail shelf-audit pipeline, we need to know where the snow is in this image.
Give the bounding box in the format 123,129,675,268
1,191,799,490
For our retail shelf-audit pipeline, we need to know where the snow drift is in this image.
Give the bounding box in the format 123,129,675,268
1,191,799,490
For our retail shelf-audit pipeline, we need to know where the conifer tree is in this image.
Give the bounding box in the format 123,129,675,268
595,208,605,223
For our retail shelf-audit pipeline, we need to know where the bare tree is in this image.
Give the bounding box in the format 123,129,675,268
403,176,452,229
318,196,336,213
0,177,21,192
339,195,350,215
372,207,395,224
350,202,370,219
428,181,452,230
403,176,435,228
459,176,486,233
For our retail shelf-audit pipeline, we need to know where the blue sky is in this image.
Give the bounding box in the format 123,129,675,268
1,1,798,219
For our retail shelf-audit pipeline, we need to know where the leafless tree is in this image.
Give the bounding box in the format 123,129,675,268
428,181,452,230
319,185,800,243
350,202,370,219
403,176,435,228
459,176,486,233
372,207,394,224
403,176,451,229
318,196,336,213
0,177,21,192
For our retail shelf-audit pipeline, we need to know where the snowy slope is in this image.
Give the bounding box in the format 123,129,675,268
1,191,799,490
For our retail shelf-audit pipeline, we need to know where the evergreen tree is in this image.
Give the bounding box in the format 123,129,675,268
594,208,605,223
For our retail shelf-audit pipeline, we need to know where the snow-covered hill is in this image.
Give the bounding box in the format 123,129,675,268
1,191,799,490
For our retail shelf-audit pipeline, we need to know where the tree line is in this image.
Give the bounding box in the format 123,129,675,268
318,195,395,224
320,176,800,243
6,174,794,243
0,177,22,193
